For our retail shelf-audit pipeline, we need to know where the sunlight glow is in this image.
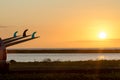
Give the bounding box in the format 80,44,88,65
99,32,107,39
97,55,105,60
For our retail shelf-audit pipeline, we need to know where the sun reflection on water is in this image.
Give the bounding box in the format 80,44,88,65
97,55,105,60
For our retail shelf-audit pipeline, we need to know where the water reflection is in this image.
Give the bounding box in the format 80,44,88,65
97,55,105,60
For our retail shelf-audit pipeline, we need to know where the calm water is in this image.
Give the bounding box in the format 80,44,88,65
7,53,120,62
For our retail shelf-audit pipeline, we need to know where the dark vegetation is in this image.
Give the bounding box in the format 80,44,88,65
0,60,120,80
7,49,120,53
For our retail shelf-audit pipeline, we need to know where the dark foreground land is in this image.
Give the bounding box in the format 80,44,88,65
1,60,120,80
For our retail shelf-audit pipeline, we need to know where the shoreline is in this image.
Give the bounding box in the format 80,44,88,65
9,60,120,73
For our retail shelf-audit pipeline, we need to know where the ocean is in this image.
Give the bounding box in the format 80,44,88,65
7,53,120,62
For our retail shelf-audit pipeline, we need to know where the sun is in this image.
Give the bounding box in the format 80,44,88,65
99,32,107,39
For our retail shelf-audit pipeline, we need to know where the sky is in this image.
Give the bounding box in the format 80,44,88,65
0,0,120,48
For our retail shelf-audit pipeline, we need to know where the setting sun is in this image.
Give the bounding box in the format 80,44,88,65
99,32,107,39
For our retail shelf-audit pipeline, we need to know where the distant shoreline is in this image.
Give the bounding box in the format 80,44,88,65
7,49,120,53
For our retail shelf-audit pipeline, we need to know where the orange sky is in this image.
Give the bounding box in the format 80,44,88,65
0,0,120,48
